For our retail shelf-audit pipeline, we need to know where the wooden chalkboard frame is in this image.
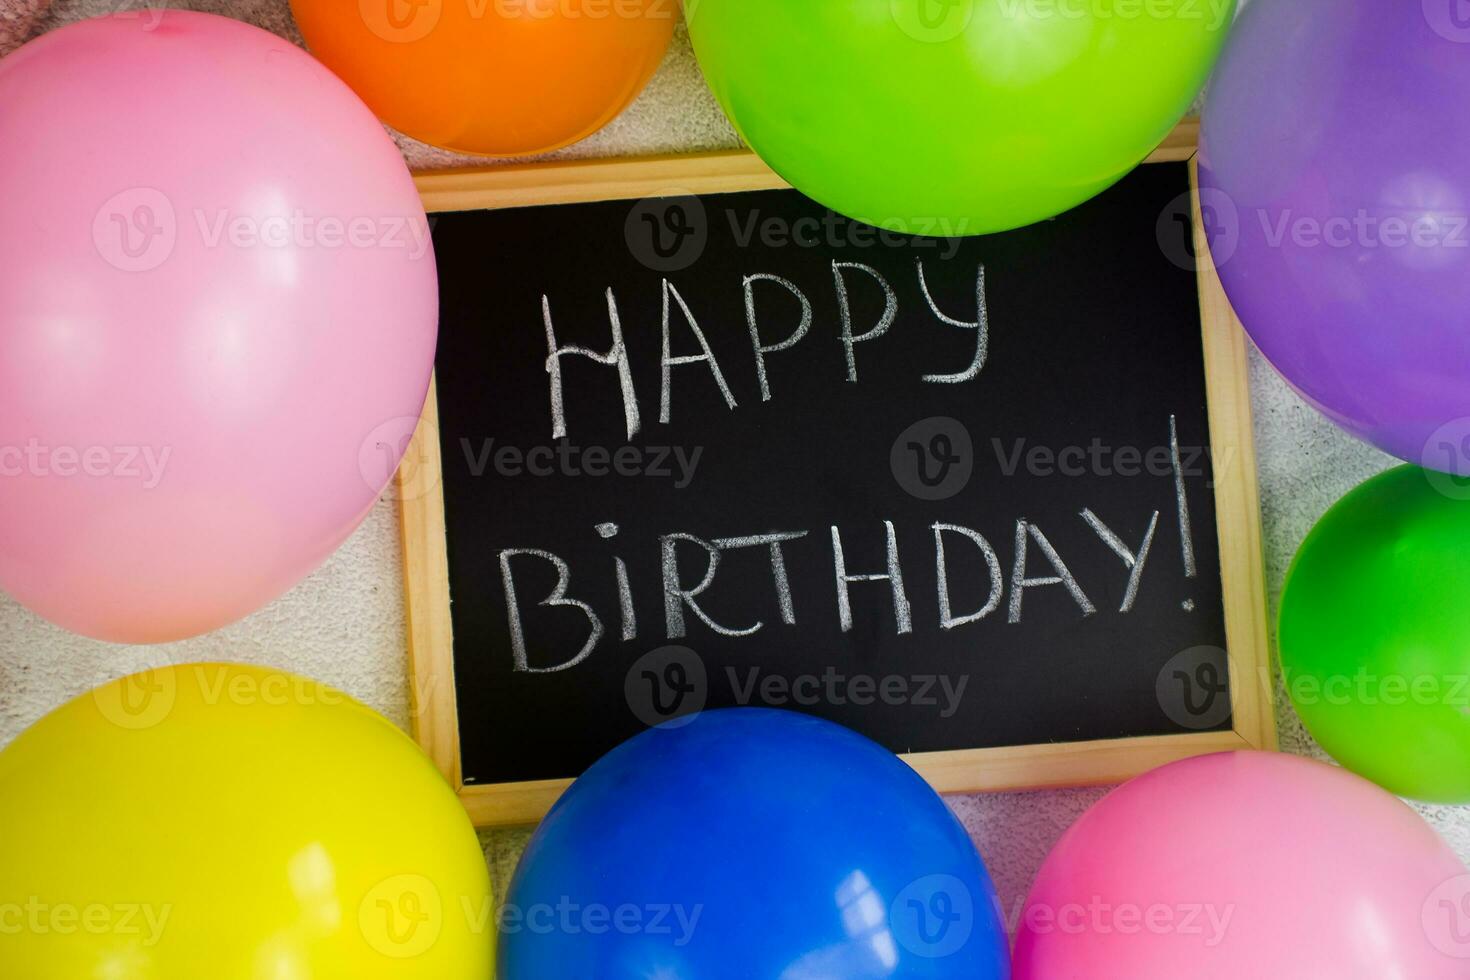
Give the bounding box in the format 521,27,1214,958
399,119,1276,828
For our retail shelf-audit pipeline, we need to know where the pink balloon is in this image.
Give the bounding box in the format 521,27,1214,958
0,12,437,642
1014,752,1470,978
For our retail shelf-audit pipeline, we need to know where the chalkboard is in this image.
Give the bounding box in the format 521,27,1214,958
399,127,1275,827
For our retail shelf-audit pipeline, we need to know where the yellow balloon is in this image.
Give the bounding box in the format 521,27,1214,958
0,664,492,978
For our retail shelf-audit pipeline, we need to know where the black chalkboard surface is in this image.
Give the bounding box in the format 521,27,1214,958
401,141,1274,826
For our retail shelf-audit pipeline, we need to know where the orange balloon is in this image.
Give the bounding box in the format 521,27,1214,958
290,0,676,157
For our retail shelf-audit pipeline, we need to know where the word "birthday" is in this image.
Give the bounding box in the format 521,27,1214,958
500,506,1168,673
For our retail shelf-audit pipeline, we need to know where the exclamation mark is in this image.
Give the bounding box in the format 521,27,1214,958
1170,415,1197,610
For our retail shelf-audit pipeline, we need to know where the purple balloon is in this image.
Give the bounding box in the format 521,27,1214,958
1199,0,1470,475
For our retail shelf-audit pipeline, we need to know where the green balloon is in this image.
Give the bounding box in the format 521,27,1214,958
1280,465,1470,803
686,0,1235,234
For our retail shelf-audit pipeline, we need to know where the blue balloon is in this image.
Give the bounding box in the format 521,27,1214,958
499,708,1010,978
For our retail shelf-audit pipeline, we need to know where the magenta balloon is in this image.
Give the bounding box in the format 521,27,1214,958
0,13,437,642
1013,752,1470,977
1199,1,1470,473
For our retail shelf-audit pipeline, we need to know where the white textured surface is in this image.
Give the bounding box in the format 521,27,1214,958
2,0,1465,924
0,0,49,54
